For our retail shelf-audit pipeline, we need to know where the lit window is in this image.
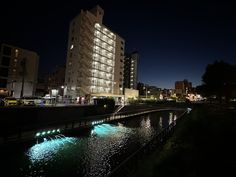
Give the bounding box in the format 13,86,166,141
95,23,101,28
15,49,19,57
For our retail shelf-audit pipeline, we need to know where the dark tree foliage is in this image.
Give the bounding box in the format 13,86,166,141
199,60,236,102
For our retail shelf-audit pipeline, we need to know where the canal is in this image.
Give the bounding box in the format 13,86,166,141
0,110,183,177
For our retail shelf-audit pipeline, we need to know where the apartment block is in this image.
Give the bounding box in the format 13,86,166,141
64,5,125,98
0,44,39,98
123,51,139,90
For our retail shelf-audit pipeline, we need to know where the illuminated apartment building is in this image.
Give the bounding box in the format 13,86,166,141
124,51,139,90
64,5,125,98
0,44,39,98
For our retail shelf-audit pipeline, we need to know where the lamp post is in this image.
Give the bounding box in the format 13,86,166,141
143,85,149,99
147,90,150,99
120,87,124,105
61,85,64,96
60,85,64,104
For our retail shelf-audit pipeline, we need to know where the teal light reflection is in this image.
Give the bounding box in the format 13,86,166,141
27,137,77,164
91,123,129,137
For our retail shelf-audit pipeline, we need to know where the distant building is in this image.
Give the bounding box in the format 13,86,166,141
160,88,173,100
36,65,66,97
175,79,192,98
123,51,139,90
64,5,125,98
0,44,39,98
35,75,47,97
148,86,161,99
45,65,65,95
137,82,145,96
137,82,161,99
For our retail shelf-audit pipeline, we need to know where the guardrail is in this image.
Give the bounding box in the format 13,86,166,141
105,108,191,177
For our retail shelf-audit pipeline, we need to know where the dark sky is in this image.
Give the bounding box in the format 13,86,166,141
1,0,236,89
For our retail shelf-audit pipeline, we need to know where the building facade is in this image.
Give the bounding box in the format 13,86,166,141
36,65,66,97
175,79,192,98
64,5,125,98
123,51,139,90
45,65,66,96
0,44,39,98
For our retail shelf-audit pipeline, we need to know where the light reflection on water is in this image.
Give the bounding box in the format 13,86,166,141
86,124,133,177
27,136,77,164
7,111,180,177
138,116,155,145
169,112,173,125
159,116,163,129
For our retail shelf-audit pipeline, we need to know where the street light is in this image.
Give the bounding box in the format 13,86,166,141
147,90,150,99
120,87,125,105
61,85,64,96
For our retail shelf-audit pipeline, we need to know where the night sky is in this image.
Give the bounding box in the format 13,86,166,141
1,0,236,89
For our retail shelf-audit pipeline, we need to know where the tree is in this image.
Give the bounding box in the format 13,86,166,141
200,60,236,102
20,58,27,98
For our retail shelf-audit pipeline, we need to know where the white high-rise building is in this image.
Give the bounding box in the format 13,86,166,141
64,5,125,99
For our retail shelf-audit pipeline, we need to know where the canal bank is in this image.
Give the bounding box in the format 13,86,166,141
0,103,189,144
0,105,114,144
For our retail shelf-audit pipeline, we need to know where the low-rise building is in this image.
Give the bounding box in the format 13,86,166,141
175,79,192,98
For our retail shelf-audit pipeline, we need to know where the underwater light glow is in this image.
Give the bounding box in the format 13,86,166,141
91,123,130,137
27,137,77,164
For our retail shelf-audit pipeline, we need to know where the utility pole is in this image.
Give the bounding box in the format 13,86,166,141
145,87,147,99
20,58,26,98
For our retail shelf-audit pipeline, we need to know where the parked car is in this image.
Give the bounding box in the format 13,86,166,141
3,97,18,106
20,96,44,106
20,96,36,106
34,96,44,106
